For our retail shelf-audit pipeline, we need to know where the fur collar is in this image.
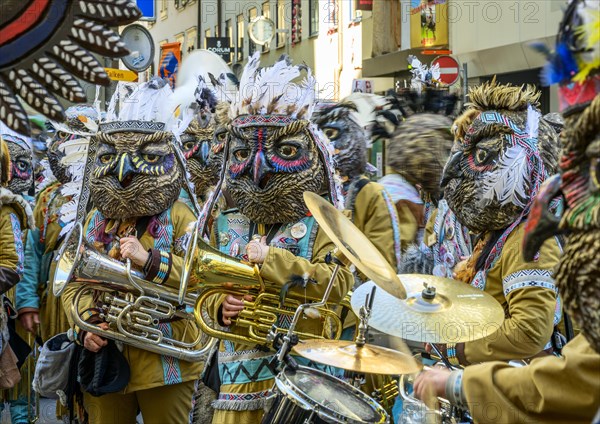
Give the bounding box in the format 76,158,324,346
0,187,34,230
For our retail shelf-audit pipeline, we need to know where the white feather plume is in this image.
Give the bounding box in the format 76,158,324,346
292,69,316,118
56,136,90,237
35,158,57,192
525,104,541,139
479,145,530,208
232,52,261,116
170,49,236,117
231,52,316,118
253,58,300,114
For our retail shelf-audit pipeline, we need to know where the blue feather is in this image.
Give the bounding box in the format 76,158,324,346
539,42,580,86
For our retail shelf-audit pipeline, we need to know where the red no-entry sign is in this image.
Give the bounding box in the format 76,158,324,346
432,55,460,86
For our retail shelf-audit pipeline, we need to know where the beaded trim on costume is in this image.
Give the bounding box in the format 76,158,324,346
502,269,557,296
9,213,24,277
99,120,166,134
213,390,271,411
232,114,294,128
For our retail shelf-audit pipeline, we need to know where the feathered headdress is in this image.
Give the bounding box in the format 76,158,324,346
229,52,316,119
531,0,600,112
408,55,441,93
52,105,100,238
103,77,191,137
171,49,239,129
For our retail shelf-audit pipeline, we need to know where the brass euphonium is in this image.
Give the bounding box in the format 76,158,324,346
180,220,343,346
53,222,216,362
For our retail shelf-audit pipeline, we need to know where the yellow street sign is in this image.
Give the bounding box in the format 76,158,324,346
105,67,138,82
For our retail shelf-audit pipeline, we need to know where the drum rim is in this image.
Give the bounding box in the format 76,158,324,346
275,365,388,424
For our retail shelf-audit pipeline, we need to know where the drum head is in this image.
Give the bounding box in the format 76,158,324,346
281,366,387,423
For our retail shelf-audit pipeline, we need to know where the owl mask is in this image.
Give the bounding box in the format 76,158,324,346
312,101,368,185
524,0,600,353
3,133,33,195
387,113,454,203
91,78,185,220
442,80,560,234
220,53,339,225
227,117,329,224
181,86,230,200
91,127,183,220
47,105,99,184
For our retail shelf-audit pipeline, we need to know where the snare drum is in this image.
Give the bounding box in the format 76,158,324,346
262,365,389,424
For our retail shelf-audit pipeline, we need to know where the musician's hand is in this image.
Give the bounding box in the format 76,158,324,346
83,323,109,352
120,236,149,267
18,310,40,334
221,294,253,326
246,236,269,264
414,368,451,401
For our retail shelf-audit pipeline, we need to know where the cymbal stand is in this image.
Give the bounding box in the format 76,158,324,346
354,284,376,347
267,251,343,372
348,285,376,388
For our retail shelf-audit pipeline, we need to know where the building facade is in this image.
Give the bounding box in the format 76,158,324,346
138,0,564,110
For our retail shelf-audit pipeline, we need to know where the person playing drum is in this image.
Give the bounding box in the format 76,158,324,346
433,79,563,366
414,3,600,420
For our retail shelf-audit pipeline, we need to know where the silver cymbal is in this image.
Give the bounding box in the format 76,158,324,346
351,276,505,344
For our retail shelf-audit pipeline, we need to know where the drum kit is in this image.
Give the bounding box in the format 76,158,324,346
259,192,506,424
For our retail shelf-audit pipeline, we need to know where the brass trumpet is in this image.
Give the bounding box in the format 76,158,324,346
182,219,343,346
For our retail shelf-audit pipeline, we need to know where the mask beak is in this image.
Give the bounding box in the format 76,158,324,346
253,150,273,188
116,153,135,184
200,141,210,163
440,151,462,189
523,174,563,262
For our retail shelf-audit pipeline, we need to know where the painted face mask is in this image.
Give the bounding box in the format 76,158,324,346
182,99,229,200
216,52,340,225
227,117,327,224
91,129,183,220
442,79,560,234
524,0,600,353
3,134,33,195
91,78,186,220
312,101,368,185
47,105,99,184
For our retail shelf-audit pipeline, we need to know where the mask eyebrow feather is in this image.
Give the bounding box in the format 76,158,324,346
269,120,310,142
466,123,514,147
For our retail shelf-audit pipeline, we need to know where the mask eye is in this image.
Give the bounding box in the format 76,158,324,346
16,160,29,171
216,132,227,142
324,128,340,140
183,141,197,151
474,148,489,165
56,131,71,141
99,154,115,164
277,144,299,159
234,149,250,161
142,154,160,163
591,158,600,189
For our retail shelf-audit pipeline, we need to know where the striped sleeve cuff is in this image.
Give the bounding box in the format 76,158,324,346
445,369,467,409
143,248,173,284
502,269,557,296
